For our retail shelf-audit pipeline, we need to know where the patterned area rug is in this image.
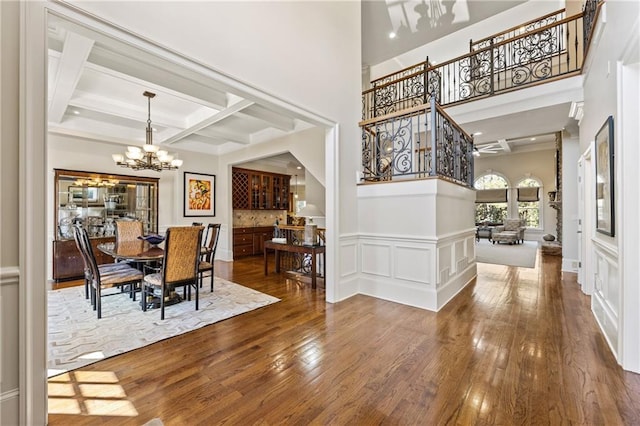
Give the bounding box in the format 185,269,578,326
475,239,538,268
48,277,279,377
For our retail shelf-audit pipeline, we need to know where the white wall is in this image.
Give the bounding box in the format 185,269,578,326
357,179,476,311
1,1,22,423
474,149,557,239
562,136,580,273
579,1,640,372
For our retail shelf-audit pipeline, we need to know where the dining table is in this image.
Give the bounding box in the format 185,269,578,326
97,240,164,262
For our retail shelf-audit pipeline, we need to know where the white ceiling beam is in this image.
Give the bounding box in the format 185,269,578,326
194,127,251,145
238,104,296,132
49,32,94,123
163,99,254,145
88,46,229,108
497,138,511,152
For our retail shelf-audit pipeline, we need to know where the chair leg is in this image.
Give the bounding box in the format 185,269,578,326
96,287,102,319
210,267,214,292
195,283,199,311
160,282,165,320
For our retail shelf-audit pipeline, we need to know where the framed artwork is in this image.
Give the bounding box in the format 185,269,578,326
595,115,614,236
184,172,215,217
69,186,98,203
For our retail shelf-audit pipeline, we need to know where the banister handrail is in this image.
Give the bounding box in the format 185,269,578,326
370,60,430,86
362,68,428,95
471,8,566,48
432,10,585,73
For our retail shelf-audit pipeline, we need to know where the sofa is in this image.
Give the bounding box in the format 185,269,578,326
491,219,526,244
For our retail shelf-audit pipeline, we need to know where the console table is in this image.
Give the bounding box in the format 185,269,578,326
264,240,326,289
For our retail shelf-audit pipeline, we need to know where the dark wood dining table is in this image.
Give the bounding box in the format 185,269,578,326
97,240,164,262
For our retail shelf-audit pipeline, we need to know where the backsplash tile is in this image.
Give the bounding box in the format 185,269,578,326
233,210,286,227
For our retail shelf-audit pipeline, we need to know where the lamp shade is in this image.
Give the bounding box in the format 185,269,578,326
297,203,324,218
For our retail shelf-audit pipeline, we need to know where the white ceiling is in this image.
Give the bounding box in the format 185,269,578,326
48,4,577,166
47,15,315,159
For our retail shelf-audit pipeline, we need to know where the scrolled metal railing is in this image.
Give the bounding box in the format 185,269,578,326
470,9,566,51
362,7,602,121
360,97,474,187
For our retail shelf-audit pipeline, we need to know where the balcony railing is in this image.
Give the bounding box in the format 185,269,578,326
362,2,602,121
360,97,474,187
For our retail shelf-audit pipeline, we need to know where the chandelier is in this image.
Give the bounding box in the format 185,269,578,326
112,91,183,171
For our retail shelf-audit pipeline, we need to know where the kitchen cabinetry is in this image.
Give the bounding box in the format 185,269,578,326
233,226,274,259
52,169,159,282
232,167,290,210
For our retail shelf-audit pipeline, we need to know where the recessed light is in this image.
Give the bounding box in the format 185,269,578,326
531,137,536,141
473,132,482,136
389,32,396,39
296,166,302,170
73,110,80,115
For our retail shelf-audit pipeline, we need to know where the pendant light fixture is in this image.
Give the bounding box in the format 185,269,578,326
112,91,183,171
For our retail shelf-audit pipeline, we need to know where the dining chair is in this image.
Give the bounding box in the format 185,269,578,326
141,226,203,320
72,226,131,300
115,220,144,242
198,223,221,292
80,227,144,319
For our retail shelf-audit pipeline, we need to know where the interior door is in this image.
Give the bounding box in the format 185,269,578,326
577,158,584,286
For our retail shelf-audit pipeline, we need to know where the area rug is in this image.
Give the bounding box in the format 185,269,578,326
48,277,279,377
475,239,538,268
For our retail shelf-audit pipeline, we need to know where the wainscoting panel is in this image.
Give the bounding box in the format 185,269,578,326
591,240,620,359
1,267,20,426
361,242,392,277
340,238,358,278
358,232,476,311
394,244,432,284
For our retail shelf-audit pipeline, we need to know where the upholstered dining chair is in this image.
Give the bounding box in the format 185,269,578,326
115,220,144,242
198,223,221,292
141,226,203,320
80,227,144,319
72,226,131,300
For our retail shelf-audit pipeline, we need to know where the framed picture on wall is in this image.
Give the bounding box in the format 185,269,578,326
595,115,614,236
183,172,216,217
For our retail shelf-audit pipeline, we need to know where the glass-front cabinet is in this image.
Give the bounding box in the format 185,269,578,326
53,169,159,281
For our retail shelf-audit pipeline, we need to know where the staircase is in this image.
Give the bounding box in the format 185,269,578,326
359,0,603,186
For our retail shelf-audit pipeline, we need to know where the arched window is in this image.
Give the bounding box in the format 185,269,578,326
474,173,508,224
517,177,542,228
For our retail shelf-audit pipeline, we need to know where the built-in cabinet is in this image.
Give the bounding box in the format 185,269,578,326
52,169,159,282
233,226,274,259
232,167,290,210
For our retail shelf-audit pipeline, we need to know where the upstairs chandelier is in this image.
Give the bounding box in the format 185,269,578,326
112,91,182,171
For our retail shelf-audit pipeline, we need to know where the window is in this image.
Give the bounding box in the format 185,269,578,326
474,174,508,224
517,178,542,228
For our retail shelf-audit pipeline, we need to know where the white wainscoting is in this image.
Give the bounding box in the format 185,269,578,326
1,267,20,425
591,239,620,360
336,234,360,302
357,231,476,311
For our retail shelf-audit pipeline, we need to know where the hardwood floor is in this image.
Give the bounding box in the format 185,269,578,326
47,253,640,425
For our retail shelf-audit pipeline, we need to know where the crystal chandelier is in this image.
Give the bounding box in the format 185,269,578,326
112,91,183,171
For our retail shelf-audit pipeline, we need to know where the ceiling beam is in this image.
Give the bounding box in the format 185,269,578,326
238,104,296,132
49,32,94,123
163,99,254,145
497,138,511,152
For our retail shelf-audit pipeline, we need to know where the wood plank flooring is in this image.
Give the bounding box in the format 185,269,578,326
47,253,640,425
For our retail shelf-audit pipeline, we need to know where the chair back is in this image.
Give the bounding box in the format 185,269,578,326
72,226,92,278
203,224,221,263
163,226,203,285
115,220,143,242
78,226,101,281
504,219,524,231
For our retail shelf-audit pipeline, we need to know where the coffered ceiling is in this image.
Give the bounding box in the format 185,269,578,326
47,15,315,157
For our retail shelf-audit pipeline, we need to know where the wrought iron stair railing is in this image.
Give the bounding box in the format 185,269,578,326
359,1,602,186
360,96,474,187
362,1,602,121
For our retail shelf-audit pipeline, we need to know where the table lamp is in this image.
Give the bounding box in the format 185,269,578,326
297,203,324,245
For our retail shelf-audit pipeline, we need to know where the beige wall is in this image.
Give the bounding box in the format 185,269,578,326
474,149,557,238
1,1,21,423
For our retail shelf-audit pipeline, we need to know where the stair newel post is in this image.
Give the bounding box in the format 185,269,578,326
469,135,475,187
